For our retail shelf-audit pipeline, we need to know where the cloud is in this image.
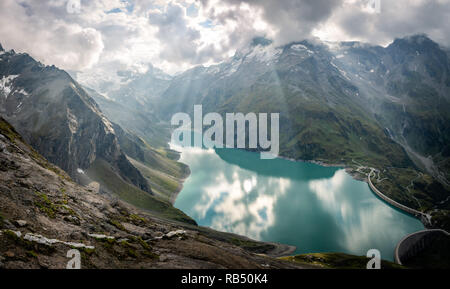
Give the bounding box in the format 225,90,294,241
206,0,450,47
0,0,104,70
0,0,448,82
314,0,450,46
212,0,343,45
148,3,201,62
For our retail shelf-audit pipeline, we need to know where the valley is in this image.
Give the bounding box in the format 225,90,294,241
87,35,450,231
0,116,316,269
0,34,449,269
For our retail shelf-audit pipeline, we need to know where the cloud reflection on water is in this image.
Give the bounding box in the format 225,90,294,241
173,144,292,239
308,170,417,254
173,144,424,260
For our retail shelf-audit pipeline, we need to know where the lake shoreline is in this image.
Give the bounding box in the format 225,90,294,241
169,165,191,205
278,155,428,225
172,147,422,224
172,147,410,220
172,146,425,261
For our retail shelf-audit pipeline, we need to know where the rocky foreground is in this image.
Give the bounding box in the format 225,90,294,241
0,117,316,269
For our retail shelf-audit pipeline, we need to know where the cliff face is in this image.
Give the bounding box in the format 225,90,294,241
0,48,150,194
0,116,310,269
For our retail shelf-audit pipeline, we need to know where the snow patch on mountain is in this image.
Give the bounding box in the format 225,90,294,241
14,88,29,97
243,45,281,64
290,44,308,51
67,108,79,134
330,61,350,80
101,116,115,134
222,59,241,77
0,75,19,98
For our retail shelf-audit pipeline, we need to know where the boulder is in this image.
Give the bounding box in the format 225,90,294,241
15,220,27,227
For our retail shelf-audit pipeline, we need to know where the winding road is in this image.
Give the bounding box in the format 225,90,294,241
367,169,428,219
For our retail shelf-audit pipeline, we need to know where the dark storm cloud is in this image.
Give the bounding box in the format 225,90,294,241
205,0,450,47
214,0,344,44
334,0,450,46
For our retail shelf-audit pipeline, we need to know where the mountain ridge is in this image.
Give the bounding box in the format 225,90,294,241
0,115,316,269
130,34,450,230
0,48,152,198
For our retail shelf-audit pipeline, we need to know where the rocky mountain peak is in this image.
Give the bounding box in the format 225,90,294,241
387,34,441,57
0,46,152,196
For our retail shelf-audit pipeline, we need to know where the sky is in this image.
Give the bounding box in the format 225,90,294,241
0,0,449,81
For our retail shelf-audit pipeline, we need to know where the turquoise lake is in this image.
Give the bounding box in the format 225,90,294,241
173,146,424,261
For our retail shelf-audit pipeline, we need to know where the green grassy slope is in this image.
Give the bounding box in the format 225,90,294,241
215,83,413,169
86,158,195,225
128,157,181,202
111,124,190,202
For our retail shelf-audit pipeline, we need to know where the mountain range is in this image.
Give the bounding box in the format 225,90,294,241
1,115,319,269
168,35,449,226
0,34,449,232
0,44,192,224
88,34,450,229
